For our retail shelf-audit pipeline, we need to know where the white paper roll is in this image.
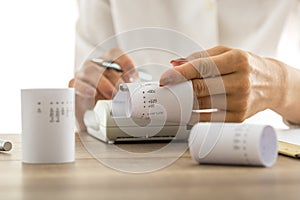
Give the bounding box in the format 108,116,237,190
112,81,193,124
21,88,75,164
188,123,278,167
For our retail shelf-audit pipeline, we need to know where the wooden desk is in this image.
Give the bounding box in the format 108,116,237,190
0,133,300,200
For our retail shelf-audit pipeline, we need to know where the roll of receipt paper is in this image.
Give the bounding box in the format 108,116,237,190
188,123,278,167
112,81,193,124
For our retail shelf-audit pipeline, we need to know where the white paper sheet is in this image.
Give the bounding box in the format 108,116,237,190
277,129,300,145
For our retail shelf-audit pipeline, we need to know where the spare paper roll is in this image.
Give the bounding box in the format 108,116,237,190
112,81,193,124
188,123,278,167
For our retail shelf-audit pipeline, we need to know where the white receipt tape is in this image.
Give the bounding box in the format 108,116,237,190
112,81,193,124
188,123,278,167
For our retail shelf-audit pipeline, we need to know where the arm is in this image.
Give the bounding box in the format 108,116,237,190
275,62,300,125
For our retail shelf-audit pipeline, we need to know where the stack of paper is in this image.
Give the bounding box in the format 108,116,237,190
277,129,300,158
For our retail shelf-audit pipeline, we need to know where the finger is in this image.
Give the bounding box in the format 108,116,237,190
103,68,124,88
103,48,138,82
73,78,97,98
190,110,246,124
160,50,240,85
193,72,250,98
170,46,231,67
180,53,237,79
75,94,96,131
97,75,117,99
78,60,106,88
185,45,231,61
170,58,188,66
191,74,240,98
192,76,226,97
95,90,106,101
194,94,227,110
195,94,247,112
69,78,75,87
78,60,120,99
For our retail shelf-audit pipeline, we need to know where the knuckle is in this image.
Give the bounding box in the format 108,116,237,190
236,76,251,94
192,59,215,78
217,45,231,52
232,111,247,123
234,99,249,113
192,80,208,97
81,61,98,75
230,49,251,71
198,97,207,109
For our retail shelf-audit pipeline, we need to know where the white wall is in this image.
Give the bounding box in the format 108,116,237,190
0,0,77,133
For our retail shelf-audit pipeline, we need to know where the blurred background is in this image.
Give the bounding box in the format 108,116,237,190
0,0,298,133
0,0,77,133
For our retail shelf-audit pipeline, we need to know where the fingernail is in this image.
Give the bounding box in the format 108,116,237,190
171,58,186,62
170,58,188,66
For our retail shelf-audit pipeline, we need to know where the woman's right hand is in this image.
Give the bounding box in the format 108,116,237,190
69,48,138,131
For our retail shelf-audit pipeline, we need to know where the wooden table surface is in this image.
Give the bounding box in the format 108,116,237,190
0,133,300,200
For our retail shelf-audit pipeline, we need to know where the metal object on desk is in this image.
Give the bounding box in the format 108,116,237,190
0,139,12,151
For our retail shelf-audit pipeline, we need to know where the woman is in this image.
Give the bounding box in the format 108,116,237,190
71,0,300,131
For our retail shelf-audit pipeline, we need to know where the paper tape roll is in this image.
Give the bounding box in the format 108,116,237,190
112,81,193,124
188,123,278,167
21,88,75,164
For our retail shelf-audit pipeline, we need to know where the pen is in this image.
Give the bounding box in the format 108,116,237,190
91,58,123,72
91,58,152,81
0,139,12,151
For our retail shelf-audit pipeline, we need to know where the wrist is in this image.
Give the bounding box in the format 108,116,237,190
267,59,300,124
263,58,288,112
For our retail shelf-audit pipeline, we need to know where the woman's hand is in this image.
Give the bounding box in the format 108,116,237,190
69,48,138,131
70,48,138,99
160,46,289,123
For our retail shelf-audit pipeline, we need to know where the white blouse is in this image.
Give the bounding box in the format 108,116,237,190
75,0,299,69
75,0,300,128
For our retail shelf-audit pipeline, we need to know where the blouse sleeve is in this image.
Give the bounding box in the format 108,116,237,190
75,0,116,72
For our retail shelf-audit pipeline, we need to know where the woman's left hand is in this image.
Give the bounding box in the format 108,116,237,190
160,46,288,123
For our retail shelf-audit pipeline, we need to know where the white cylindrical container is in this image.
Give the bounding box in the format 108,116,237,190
21,88,75,164
188,123,278,167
